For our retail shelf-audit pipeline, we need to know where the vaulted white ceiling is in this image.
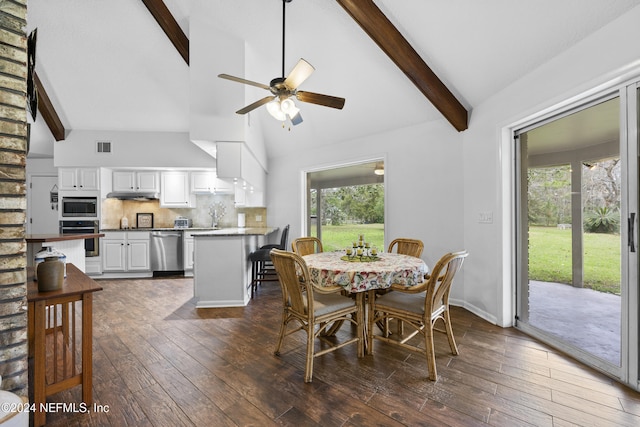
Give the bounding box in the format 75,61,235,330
26,0,640,159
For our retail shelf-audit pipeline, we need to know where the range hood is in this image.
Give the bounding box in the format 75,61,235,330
106,192,159,201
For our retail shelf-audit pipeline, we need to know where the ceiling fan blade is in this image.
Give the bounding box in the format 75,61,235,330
236,96,275,114
284,58,315,90
218,74,270,90
296,91,346,110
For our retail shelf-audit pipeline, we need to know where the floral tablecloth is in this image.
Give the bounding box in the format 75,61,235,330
302,251,427,293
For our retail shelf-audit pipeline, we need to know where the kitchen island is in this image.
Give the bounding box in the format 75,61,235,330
190,227,278,308
26,233,104,273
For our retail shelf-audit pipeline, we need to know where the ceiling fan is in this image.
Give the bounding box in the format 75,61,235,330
218,0,345,126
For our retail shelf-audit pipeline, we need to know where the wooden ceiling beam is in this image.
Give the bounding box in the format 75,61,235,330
141,0,189,65
34,72,65,141
336,0,468,131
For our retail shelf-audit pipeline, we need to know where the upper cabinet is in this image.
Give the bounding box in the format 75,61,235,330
113,171,159,192
59,168,99,191
190,171,233,193
160,171,194,208
216,142,265,192
216,142,266,206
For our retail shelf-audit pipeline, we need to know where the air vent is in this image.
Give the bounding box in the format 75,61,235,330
96,140,111,153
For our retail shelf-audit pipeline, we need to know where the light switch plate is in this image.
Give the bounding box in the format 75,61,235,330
479,211,493,224
255,215,262,222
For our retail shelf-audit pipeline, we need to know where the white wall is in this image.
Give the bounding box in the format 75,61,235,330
462,5,640,327
266,120,464,270
189,12,245,146
26,158,57,175
54,130,216,168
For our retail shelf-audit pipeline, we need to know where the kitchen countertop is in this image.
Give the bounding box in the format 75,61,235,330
100,227,220,232
100,227,277,236
188,227,278,237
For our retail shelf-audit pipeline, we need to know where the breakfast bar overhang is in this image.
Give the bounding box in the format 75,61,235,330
25,233,104,273
190,227,278,308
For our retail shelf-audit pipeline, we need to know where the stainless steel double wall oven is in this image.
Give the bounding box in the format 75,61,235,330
59,196,99,257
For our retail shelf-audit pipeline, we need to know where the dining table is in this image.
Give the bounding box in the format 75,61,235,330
302,251,428,353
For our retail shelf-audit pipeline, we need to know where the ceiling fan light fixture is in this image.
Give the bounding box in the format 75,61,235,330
281,98,299,116
218,0,345,124
266,98,286,121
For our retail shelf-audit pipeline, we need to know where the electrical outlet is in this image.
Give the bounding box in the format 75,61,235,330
478,211,493,224
255,215,262,222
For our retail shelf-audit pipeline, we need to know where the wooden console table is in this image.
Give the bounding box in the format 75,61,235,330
27,263,103,427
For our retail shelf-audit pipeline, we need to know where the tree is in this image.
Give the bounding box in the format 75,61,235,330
582,159,620,210
527,158,621,231
313,184,385,225
527,166,571,226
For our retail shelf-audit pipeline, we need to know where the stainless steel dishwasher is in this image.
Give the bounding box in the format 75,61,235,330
150,230,184,276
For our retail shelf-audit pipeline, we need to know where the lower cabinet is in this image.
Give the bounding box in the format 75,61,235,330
102,231,150,272
85,256,102,276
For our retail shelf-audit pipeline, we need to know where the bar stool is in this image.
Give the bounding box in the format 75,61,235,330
249,225,289,298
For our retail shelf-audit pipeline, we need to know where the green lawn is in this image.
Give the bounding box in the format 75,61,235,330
528,226,621,294
312,224,621,294
313,224,385,252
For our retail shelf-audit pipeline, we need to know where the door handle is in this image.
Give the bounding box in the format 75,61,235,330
629,213,636,252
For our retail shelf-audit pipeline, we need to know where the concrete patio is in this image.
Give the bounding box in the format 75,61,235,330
528,280,621,365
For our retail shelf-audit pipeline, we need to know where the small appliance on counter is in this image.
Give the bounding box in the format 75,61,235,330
174,217,192,229
120,216,129,229
237,213,246,228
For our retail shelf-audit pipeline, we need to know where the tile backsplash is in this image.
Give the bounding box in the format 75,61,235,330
101,194,266,229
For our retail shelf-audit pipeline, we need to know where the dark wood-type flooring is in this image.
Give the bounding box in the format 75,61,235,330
41,276,640,426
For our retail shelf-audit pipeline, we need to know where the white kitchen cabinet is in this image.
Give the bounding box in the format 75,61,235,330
102,231,150,272
112,171,135,192
233,186,264,207
160,171,194,207
102,233,126,271
184,234,195,276
127,234,151,271
190,171,214,193
216,142,266,192
113,170,159,192
137,171,159,191
214,178,234,193
59,168,99,191
190,171,233,193
234,186,246,206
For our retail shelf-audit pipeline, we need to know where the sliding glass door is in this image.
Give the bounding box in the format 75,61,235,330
516,83,639,387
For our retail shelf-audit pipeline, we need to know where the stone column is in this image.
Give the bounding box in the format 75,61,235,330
0,0,29,397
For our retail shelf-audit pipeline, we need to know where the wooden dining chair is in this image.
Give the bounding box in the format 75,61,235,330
381,238,425,333
387,238,424,258
270,249,363,382
291,236,323,256
368,250,468,381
